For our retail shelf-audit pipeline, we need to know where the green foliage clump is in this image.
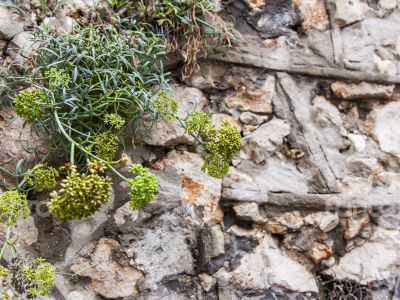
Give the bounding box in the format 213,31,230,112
136,0,235,78
25,164,59,192
92,132,119,162
104,113,126,129
184,111,213,137
47,163,112,221
19,258,55,298
0,191,30,226
184,113,241,178
201,121,241,178
45,68,70,89
152,90,178,122
127,164,157,209
14,89,46,123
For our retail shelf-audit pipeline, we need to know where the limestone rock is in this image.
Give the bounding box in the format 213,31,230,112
373,54,398,77
342,214,370,240
325,227,400,284
239,111,269,126
347,134,367,152
211,113,241,131
304,211,339,232
42,16,75,32
335,0,371,26
161,150,222,223
233,202,267,223
139,85,208,147
224,75,274,114
0,108,44,185
228,234,318,292
122,211,196,290
241,118,290,164
198,273,217,292
210,224,225,257
114,201,138,226
373,101,400,157
223,158,309,203
331,81,395,100
6,31,38,63
296,0,329,31
0,7,24,40
70,238,144,299
339,176,373,195
305,241,333,265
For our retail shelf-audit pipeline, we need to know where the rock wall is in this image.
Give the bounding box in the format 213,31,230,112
1,0,400,299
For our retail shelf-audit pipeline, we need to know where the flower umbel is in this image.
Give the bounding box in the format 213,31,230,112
47,163,112,221
152,90,178,122
25,164,59,192
104,113,126,129
14,89,46,123
127,164,157,209
0,191,30,226
45,68,70,89
92,132,119,162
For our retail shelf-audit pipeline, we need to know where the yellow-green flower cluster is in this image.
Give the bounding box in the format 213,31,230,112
184,112,241,178
45,68,70,88
104,113,126,129
184,111,213,137
25,164,59,192
47,163,112,221
20,258,55,298
127,164,157,209
0,191,30,226
202,120,241,177
93,132,119,162
14,89,46,123
152,90,178,122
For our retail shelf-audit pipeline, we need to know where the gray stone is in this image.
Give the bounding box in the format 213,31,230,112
70,238,143,299
198,273,217,292
138,84,208,147
233,202,267,223
241,118,290,164
0,7,24,40
223,158,309,203
324,227,400,284
228,234,318,292
224,74,275,114
304,212,339,232
372,100,400,157
210,224,225,257
239,111,269,126
374,54,398,77
122,211,196,291
0,107,44,186
334,0,372,26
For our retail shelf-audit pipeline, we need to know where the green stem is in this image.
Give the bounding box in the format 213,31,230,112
0,226,12,261
53,111,129,181
70,143,75,165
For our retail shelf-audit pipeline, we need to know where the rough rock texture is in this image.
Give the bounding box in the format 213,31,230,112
139,84,208,147
70,238,144,299
2,1,400,299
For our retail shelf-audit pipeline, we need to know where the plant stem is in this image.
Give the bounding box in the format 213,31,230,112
0,226,12,261
70,143,75,165
53,111,129,181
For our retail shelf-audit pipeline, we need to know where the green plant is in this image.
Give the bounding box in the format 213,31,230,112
13,89,47,123
0,191,30,226
25,164,59,192
128,164,158,209
47,162,113,221
135,0,236,78
184,112,241,178
0,190,55,299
